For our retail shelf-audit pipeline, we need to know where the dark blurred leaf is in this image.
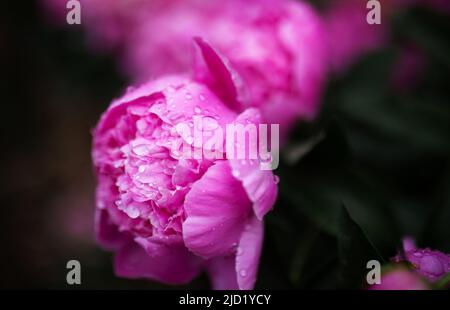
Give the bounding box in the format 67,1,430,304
337,205,383,289
338,92,450,155
280,121,399,254
434,272,450,290
423,170,450,252
393,8,450,69
289,224,320,286
295,232,339,289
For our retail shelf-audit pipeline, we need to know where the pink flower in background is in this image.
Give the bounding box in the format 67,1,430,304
392,237,450,283
92,39,278,289
124,0,328,136
323,0,448,75
41,0,328,136
324,0,390,73
369,266,430,290
40,0,159,51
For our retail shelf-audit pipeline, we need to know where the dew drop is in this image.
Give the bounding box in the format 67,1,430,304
185,93,192,100
199,94,205,101
194,106,202,114
202,116,219,130
127,206,140,219
138,166,146,173
236,247,244,256
185,136,194,144
239,270,247,277
273,175,280,184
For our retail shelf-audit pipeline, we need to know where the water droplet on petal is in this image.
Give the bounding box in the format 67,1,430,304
194,106,202,114
185,93,192,100
127,206,140,219
239,270,247,277
273,175,280,184
138,166,146,173
185,136,194,144
202,116,219,130
199,94,205,101
236,247,244,256
232,170,240,178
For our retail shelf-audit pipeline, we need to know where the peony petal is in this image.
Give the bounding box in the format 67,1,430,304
207,256,239,290
183,160,252,258
236,215,264,290
192,37,244,111
229,109,278,220
114,236,202,285
95,208,129,251
94,92,164,137
206,215,264,290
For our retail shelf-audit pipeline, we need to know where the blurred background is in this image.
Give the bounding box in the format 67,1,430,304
1,0,449,289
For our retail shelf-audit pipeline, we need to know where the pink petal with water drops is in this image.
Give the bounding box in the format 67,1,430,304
183,160,253,259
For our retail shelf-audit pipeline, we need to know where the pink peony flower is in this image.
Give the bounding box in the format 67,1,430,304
92,39,278,289
392,237,450,283
369,266,430,290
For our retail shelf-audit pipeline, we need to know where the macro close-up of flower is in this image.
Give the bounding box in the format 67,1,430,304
2,0,450,297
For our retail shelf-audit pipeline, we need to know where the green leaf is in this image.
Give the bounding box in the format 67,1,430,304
279,121,399,252
433,273,450,290
338,205,383,289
